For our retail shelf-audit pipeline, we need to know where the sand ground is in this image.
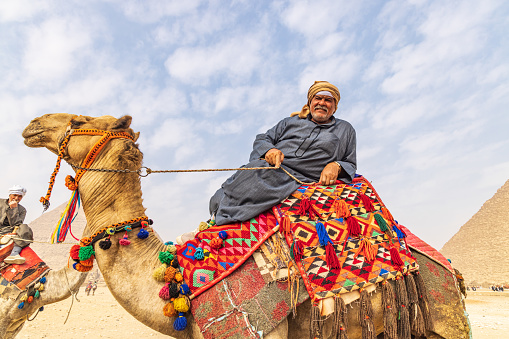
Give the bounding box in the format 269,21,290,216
17,285,509,338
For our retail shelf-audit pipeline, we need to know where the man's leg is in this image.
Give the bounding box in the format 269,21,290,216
4,245,25,264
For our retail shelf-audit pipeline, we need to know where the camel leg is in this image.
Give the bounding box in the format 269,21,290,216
264,318,288,339
5,317,26,339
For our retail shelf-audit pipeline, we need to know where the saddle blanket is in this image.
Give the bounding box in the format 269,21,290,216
0,246,50,292
177,175,418,302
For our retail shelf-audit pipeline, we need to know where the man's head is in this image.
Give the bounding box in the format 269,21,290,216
291,81,341,122
8,185,26,204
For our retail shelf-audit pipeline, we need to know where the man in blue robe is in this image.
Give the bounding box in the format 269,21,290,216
210,81,357,226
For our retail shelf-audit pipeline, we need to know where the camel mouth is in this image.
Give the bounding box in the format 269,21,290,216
22,128,44,147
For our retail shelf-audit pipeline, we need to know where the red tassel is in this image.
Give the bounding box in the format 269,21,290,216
359,193,375,212
326,242,341,269
298,197,311,215
292,239,304,261
346,216,361,237
332,199,351,219
280,215,291,235
390,246,404,266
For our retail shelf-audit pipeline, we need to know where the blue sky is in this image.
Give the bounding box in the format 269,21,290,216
1,0,508,250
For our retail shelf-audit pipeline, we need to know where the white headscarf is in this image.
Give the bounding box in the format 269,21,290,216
8,185,27,197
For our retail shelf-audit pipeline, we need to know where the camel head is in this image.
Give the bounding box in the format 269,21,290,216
22,113,140,167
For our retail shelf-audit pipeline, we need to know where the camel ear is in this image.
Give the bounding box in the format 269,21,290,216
112,115,132,130
133,132,140,142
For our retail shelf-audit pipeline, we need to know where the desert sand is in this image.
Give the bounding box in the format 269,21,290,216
16,284,509,338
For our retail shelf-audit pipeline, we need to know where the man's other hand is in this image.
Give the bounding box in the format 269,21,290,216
319,162,341,185
8,200,18,209
265,148,284,168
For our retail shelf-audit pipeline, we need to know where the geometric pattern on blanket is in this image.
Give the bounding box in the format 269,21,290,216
273,175,418,301
0,246,50,292
177,212,278,297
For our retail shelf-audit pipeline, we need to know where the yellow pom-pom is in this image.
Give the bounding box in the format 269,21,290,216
199,221,209,231
163,302,178,317
20,294,28,302
152,264,167,282
38,284,45,292
167,245,177,254
174,272,183,283
173,296,190,313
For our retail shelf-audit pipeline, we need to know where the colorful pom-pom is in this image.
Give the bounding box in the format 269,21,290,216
38,284,45,291
164,266,177,282
28,296,34,303
198,221,209,231
167,245,177,254
153,264,167,282
80,255,95,267
78,245,95,261
137,228,149,239
173,313,187,331
106,228,115,235
125,225,132,232
209,237,223,249
163,302,178,317
119,237,131,246
75,263,93,272
20,295,28,302
209,220,216,226
171,258,180,268
159,251,174,264
35,291,40,298
174,272,183,283
39,306,44,312
218,231,228,240
194,247,204,260
180,283,190,295
173,297,190,313
99,237,112,250
40,277,47,284
18,302,24,309
159,283,171,300
70,245,80,260
169,282,180,299
72,262,78,270
141,220,149,228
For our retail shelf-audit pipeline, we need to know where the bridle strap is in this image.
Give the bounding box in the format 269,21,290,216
40,116,134,210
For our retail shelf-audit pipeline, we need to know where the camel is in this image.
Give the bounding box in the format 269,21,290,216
20,113,471,338
0,267,87,339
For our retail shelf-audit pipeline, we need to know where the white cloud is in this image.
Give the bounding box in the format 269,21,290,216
164,36,263,85
22,17,93,83
0,0,50,22
107,0,203,23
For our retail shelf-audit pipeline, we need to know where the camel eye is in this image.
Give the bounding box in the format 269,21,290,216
71,120,86,128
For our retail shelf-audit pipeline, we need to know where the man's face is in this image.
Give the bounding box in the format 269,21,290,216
8,194,23,204
309,94,336,124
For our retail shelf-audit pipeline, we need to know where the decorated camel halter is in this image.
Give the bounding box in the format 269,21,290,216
40,115,137,243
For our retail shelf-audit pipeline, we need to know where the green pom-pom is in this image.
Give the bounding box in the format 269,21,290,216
159,251,174,264
78,245,95,261
35,290,40,298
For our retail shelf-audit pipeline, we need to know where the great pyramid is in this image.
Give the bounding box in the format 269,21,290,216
27,203,88,269
441,179,509,285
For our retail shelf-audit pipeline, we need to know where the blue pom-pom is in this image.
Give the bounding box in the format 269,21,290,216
315,222,331,246
165,241,174,246
218,231,228,240
72,263,78,270
137,228,149,239
39,306,44,312
40,277,47,284
18,302,24,309
180,283,190,295
194,247,204,260
173,313,187,331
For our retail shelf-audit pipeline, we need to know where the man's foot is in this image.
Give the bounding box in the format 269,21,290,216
4,255,26,265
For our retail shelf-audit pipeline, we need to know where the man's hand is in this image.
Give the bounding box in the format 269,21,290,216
319,162,341,185
265,148,284,168
8,200,18,209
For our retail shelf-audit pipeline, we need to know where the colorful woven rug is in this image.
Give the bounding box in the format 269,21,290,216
0,246,50,291
176,175,417,303
177,212,278,297
273,176,418,301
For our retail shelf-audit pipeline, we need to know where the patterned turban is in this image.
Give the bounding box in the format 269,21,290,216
8,185,27,197
291,81,341,119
